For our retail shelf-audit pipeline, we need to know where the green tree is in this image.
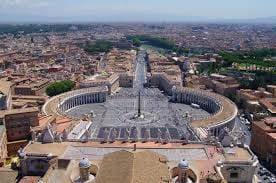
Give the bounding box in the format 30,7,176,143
84,41,112,54
132,37,141,47
127,35,176,50
46,80,75,97
225,92,247,109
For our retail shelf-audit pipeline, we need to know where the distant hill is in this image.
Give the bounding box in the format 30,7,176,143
225,16,276,24
199,16,276,24
249,16,276,23
0,13,276,24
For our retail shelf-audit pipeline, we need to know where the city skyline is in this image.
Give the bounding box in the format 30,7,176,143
0,0,276,23
0,2,275,181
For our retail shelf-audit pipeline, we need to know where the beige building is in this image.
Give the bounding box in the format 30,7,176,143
0,79,12,110
260,98,276,117
11,95,47,109
80,73,120,94
250,117,276,170
267,85,276,97
118,73,134,88
13,78,50,96
147,51,183,95
216,145,258,183
149,73,181,95
238,88,273,101
17,142,259,183
238,89,275,115
4,107,39,142
104,49,136,74
96,49,136,88
148,51,182,89
0,125,7,167
203,74,240,96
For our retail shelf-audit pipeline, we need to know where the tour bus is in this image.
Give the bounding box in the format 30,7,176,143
191,103,200,109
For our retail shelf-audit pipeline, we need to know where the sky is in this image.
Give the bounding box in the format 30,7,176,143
0,0,275,23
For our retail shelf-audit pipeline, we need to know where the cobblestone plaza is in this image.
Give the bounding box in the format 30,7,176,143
65,87,211,141
65,51,211,142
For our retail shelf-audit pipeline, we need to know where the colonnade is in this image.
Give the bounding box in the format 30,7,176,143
172,88,221,114
209,119,236,137
172,87,237,137
59,92,107,113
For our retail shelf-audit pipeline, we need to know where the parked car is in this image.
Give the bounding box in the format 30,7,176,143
259,171,266,176
269,177,276,182
264,171,272,177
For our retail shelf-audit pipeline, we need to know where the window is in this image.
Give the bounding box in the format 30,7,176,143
208,180,215,183
10,124,16,128
230,172,239,178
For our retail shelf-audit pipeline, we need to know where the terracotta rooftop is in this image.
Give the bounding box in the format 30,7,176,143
0,79,12,95
55,116,72,133
0,168,18,183
4,107,39,115
23,143,68,156
254,117,276,139
18,176,40,183
33,115,56,132
260,98,276,114
223,146,252,162
96,149,170,183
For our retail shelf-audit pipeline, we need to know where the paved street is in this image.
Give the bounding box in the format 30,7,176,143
234,116,276,180
134,50,147,90
233,118,251,146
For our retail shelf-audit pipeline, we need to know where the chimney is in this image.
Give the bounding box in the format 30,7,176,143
133,144,137,151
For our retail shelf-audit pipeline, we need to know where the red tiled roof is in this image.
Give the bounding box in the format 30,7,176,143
19,176,40,183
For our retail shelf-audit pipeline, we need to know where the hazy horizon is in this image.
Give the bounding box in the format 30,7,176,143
0,0,276,23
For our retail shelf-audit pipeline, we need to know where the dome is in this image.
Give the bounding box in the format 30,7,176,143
18,148,25,158
79,158,91,168
178,159,189,169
